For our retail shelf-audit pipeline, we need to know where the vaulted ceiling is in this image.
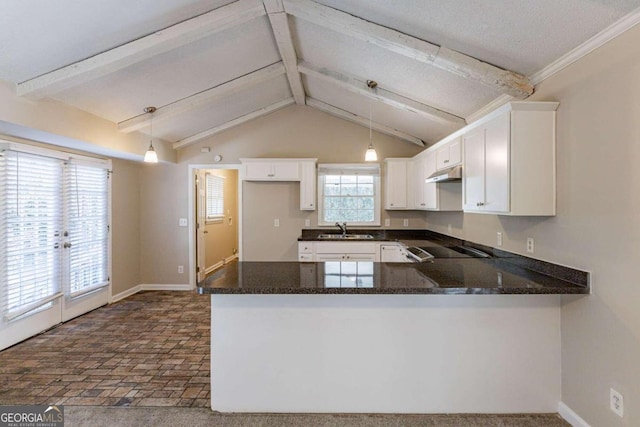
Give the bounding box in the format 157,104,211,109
1,0,639,150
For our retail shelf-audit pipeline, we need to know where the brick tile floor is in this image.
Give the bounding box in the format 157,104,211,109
0,291,210,407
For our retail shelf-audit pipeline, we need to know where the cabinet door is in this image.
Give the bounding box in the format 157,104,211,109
463,127,486,211
299,161,316,210
385,160,407,209
484,114,510,212
449,138,462,166
423,151,438,210
413,157,427,209
436,145,450,170
272,162,300,180
244,162,274,180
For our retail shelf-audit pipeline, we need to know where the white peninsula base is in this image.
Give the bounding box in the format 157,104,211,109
210,294,561,413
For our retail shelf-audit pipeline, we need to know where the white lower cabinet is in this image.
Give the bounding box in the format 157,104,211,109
298,242,380,262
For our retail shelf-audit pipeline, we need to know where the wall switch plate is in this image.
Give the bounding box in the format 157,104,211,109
497,232,503,247
178,265,184,274
274,219,280,227
305,219,310,227
384,219,390,227
526,237,534,253
179,218,188,227
610,388,624,417
403,219,409,227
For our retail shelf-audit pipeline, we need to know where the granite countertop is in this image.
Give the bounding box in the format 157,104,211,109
197,259,589,295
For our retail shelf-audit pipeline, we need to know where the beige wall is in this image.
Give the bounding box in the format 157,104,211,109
426,26,640,426
204,169,238,269
110,159,141,295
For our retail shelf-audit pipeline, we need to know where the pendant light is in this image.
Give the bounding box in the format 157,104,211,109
364,80,378,162
143,106,158,163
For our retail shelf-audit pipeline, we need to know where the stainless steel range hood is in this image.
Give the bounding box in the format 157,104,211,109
425,165,462,183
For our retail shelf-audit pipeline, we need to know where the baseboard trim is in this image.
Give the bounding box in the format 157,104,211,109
559,402,591,427
111,284,192,303
111,285,142,303
205,254,239,274
139,284,193,291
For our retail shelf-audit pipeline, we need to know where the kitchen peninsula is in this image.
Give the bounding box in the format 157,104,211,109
198,232,588,414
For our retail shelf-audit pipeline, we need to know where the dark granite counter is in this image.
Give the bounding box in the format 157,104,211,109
197,259,589,295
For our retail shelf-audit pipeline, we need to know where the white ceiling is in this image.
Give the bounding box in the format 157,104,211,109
1,0,639,150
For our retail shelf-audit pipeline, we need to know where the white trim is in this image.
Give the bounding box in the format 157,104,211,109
206,254,239,274
111,285,142,303
466,94,514,124
558,402,591,427
530,7,640,85
139,284,193,291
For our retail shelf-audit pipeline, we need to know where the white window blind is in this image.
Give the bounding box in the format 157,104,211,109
0,150,63,320
206,173,224,221
317,164,380,226
66,161,110,297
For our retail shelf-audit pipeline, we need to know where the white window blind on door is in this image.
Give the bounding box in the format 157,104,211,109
206,173,224,221
65,161,110,298
0,150,63,320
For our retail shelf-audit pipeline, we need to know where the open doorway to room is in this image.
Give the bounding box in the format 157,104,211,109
188,165,241,287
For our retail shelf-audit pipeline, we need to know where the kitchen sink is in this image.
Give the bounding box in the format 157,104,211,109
318,234,375,240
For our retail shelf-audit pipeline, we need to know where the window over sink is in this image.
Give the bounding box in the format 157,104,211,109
317,164,380,226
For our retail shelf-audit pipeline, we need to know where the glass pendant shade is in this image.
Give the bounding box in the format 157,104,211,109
365,144,378,161
144,143,158,163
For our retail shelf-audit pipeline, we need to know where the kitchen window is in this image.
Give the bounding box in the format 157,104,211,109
317,164,380,226
206,173,224,222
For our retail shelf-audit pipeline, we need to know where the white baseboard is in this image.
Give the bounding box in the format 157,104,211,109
111,285,142,303
139,284,193,291
205,254,239,274
559,402,591,427
111,283,192,303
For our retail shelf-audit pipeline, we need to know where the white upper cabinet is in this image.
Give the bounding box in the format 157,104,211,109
384,159,408,209
436,137,462,170
241,159,301,181
241,158,317,211
411,151,461,211
462,102,559,216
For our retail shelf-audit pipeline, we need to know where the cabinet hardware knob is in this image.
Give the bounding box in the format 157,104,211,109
444,160,449,163
63,242,72,249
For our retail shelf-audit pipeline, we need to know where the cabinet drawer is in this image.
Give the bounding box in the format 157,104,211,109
298,242,314,253
298,254,314,262
315,242,377,254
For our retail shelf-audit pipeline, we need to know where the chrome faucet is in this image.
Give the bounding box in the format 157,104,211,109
335,222,348,235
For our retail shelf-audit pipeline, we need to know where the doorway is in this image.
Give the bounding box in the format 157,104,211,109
188,165,241,287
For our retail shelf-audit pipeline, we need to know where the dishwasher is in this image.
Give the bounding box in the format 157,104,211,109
380,244,433,263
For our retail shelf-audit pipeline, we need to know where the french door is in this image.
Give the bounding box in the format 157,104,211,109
0,142,111,350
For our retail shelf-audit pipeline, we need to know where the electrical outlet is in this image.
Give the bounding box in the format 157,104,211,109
403,219,409,227
305,219,310,227
177,265,184,274
497,232,503,247
179,218,188,227
274,219,280,227
384,218,391,227
526,237,534,253
610,388,624,417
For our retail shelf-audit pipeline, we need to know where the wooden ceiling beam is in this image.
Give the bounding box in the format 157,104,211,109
284,0,533,99
173,97,295,149
17,0,266,99
298,60,465,126
262,0,306,105
118,62,286,133
306,97,424,147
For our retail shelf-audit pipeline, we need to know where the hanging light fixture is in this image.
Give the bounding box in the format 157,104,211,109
143,106,158,163
365,80,378,162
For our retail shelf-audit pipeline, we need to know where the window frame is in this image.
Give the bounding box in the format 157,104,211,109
317,163,381,227
205,173,225,223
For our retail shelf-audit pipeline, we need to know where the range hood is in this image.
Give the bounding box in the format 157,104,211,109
425,165,462,183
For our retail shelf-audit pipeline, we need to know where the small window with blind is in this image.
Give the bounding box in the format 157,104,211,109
317,164,380,226
206,173,224,222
